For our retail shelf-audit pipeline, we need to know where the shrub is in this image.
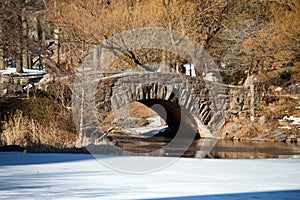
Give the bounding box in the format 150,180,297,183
0,110,77,148
266,70,292,87
279,71,291,82
220,72,246,85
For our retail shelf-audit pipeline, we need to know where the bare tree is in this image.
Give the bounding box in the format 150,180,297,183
0,15,5,70
206,0,300,84
42,0,230,74
0,0,47,72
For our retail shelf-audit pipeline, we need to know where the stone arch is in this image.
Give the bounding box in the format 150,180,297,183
108,73,214,138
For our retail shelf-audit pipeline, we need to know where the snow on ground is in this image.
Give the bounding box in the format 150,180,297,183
0,152,300,199
278,116,300,129
275,87,283,92
0,67,46,75
278,126,293,130
125,116,168,135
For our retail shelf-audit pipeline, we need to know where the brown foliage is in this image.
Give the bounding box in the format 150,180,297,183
241,0,300,72
44,0,228,71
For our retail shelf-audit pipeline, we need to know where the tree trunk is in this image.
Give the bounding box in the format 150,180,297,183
0,16,4,70
0,40,4,70
22,15,30,69
22,48,30,69
17,13,23,72
16,52,24,73
161,50,166,72
0,49,4,70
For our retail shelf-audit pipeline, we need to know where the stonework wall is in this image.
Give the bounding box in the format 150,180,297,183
95,72,260,138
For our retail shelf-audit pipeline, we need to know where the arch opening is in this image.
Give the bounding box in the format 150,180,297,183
138,99,199,139
106,99,200,139
108,101,167,136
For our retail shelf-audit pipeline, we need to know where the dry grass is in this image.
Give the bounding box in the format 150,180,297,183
0,110,77,148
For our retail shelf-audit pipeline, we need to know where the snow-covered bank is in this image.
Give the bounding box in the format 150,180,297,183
0,153,299,199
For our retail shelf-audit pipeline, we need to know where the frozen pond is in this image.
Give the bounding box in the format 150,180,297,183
0,153,299,199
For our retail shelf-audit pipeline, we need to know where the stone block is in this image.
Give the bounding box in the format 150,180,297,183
1,75,11,83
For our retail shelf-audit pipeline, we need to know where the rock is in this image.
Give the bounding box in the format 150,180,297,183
107,127,115,133
38,74,53,90
232,136,240,141
0,88,7,97
258,116,268,125
1,75,11,83
288,135,297,143
224,124,242,134
243,75,257,87
251,137,266,142
266,130,287,142
20,78,29,85
86,144,120,154
290,134,296,139
107,127,124,135
204,73,220,82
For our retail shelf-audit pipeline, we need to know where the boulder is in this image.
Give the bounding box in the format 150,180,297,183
38,74,53,90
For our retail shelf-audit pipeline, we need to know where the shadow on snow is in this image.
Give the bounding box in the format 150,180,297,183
144,190,300,200
0,152,99,166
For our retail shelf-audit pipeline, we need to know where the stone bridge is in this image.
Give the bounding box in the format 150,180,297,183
74,71,258,145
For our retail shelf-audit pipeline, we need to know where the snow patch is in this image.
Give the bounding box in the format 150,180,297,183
278,126,292,130
0,67,46,75
278,115,300,129
275,87,283,92
125,116,168,135
279,116,300,126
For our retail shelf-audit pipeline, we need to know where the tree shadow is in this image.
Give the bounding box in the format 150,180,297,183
144,190,300,200
0,152,96,166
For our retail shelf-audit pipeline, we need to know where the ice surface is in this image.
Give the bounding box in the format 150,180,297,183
0,153,299,199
